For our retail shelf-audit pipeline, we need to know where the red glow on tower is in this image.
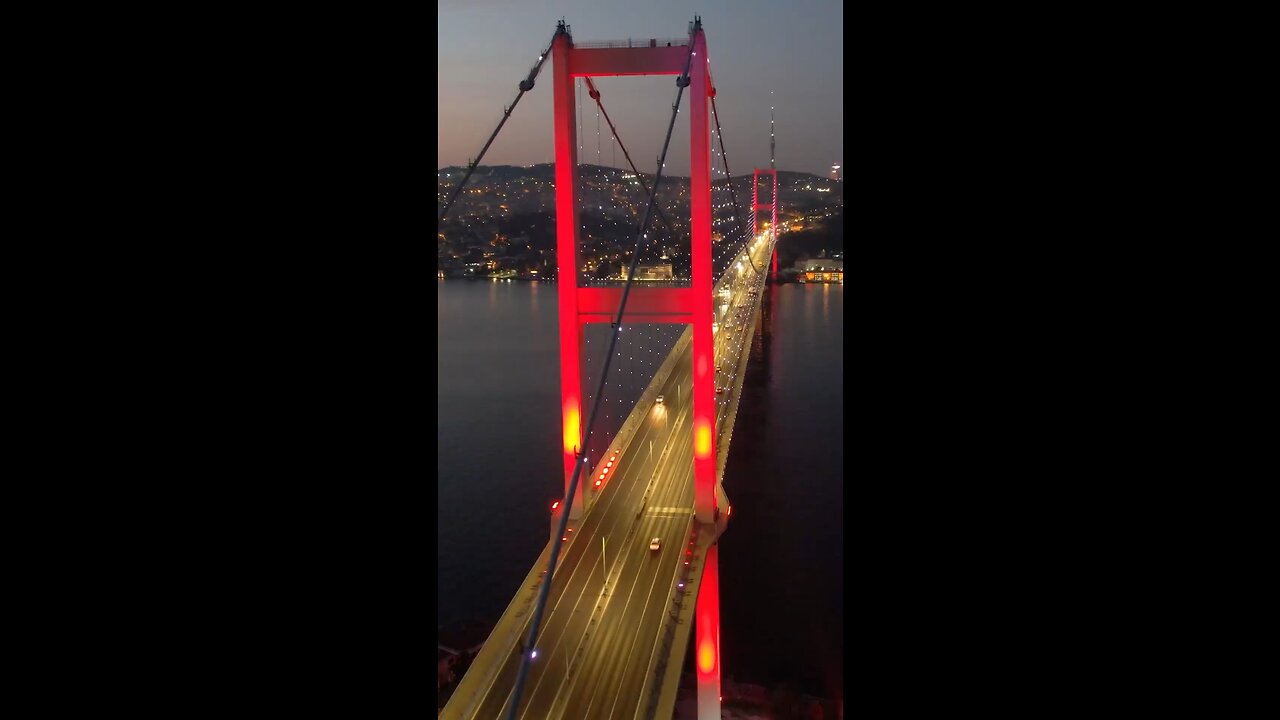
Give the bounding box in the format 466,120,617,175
552,21,717,524
553,30,586,520
562,402,580,455
696,543,722,717
550,19,722,718
697,637,716,673
694,421,713,459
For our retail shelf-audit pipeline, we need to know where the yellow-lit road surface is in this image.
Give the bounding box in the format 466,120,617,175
444,233,778,719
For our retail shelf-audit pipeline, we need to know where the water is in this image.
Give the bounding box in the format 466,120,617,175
717,281,844,705
437,278,843,703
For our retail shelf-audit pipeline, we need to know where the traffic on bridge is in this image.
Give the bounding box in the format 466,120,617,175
447,220,778,719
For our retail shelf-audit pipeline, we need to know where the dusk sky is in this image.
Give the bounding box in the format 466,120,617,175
438,0,843,178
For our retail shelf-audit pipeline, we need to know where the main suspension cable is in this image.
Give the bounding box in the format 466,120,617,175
438,24,564,223
505,32,699,720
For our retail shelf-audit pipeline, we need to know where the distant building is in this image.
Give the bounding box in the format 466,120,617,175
795,257,843,283
634,263,674,280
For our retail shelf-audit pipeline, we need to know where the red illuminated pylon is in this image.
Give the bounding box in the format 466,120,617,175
552,18,722,719
753,167,779,282
696,543,722,719
552,24,717,524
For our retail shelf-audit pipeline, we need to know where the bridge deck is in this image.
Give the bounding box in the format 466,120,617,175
444,232,779,719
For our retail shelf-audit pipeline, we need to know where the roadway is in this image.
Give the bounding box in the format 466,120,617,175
444,231,777,719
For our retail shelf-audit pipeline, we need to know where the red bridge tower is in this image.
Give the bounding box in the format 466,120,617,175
551,17,723,717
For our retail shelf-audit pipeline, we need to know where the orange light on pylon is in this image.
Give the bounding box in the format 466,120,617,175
695,421,712,459
698,638,716,674
562,402,580,456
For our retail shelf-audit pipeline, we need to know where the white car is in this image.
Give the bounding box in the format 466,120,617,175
655,395,664,404
649,537,661,551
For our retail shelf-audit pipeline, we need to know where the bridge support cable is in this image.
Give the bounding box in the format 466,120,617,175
710,96,764,279
506,37,699,720
437,24,565,223
582,77,679,245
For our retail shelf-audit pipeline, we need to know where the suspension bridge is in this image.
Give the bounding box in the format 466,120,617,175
440,17,787,719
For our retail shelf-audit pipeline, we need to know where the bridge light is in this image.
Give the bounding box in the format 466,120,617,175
563,404,580,456
697,639,716,673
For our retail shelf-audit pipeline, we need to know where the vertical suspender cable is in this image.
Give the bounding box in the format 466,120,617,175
583,77,679,252
711,96,762,278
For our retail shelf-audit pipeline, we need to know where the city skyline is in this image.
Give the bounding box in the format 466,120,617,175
437,0,843,178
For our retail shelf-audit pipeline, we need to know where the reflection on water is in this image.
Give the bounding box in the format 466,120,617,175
718,282,842,705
